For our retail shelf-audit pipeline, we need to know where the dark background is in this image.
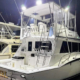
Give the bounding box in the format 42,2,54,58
0,0,80,36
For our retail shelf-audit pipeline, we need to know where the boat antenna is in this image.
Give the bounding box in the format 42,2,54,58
0,13,6,22
13,0,20,14
14,0,21,25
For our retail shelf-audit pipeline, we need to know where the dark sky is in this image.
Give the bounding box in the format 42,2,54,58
0,0,80,36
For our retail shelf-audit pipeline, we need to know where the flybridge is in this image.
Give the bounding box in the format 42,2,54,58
20,2,78,40
22,2,75,23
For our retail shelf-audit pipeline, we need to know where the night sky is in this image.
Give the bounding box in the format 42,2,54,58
0,0,80,36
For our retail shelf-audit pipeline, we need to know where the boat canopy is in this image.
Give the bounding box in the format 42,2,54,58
23,2,75,23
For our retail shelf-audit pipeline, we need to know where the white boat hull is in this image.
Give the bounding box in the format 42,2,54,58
0,59,80,80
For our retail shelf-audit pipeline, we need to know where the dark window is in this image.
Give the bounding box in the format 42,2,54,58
60,41,68,53
35,41,52,51
28,42,32,51
72,42,78,52
12,45,19,52
79,43,80,52
41,41,52,51
35,41,41,49
0,45,1,51
68,42,72,52
0,43,8,52
60,41,79,53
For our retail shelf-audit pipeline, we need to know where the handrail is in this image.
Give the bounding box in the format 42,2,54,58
1,46,5,50
0,31,10,39
0,31,20,39
2,46,9,54
0,31,9,33
5,25,13,38
58,54,69,66
58,22,71,66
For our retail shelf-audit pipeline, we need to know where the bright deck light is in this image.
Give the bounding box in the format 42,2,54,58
65,6,69,12
36,0,42,5
21,5,26,11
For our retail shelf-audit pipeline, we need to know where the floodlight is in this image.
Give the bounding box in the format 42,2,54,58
36,0,42,5
21,5,26,11
65,6,69,12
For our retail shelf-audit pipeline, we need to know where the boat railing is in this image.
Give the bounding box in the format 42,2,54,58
0,31,8,39
58,54,69,66
0,31,11,39
4,25,13,38
0,46,5,53
2,46,9,54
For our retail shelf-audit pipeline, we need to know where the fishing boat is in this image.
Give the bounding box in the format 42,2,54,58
0,1,80,80
0,22,21,59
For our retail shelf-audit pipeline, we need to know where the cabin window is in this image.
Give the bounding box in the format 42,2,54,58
11,45,19,52
0,43,8,52
68,42,72,52
60,41,79,53
35,41,41,49
28,42,32,51
60,41,68,53
35,41,52,51
72,42,78,52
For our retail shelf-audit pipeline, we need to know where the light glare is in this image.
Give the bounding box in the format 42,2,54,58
36,0,42,5
65,6,69,12
21,5,26,11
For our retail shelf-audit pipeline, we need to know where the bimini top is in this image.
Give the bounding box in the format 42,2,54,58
23,2,75,23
